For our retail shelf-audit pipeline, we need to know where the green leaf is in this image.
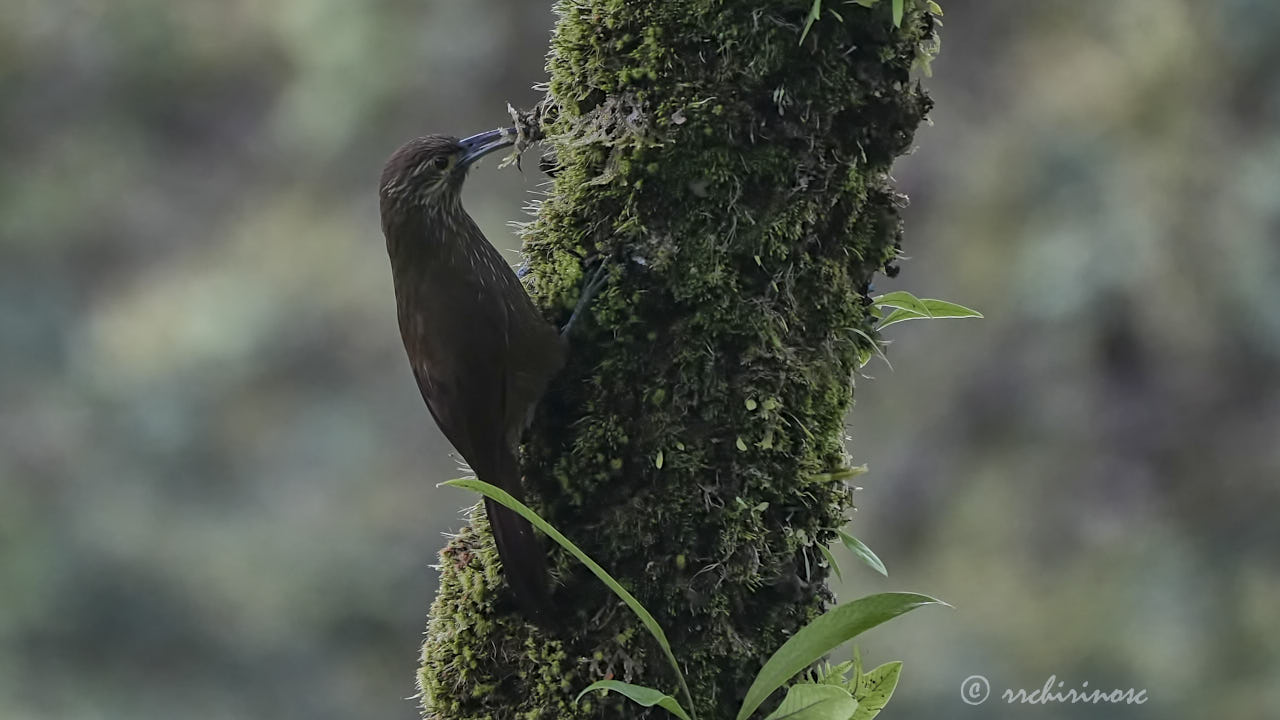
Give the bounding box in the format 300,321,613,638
871,291,929,314
851,647,863,693
927,0,944,16
443,478,698,720
892,0,903,26
851,662,902,720
837,531,888,577
811,660,854,688
850,327,891,370
810,465,868,484
875,308,929,329
799,0,822,44
576,680,693,720
734,593,946,720
873,291,983,329
918,298,983,319
655,450,664,469
818,543,842,582
762,684,858,720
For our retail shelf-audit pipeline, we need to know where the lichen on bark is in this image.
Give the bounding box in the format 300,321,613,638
418,2,936,718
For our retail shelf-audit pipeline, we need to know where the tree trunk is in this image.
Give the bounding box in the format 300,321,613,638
418,2,936,718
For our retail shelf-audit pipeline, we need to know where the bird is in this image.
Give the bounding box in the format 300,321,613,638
378,128,601,623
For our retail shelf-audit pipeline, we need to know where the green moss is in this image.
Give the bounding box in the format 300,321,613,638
420,2,935,718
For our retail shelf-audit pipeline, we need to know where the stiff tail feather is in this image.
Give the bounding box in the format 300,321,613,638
482,459,552,623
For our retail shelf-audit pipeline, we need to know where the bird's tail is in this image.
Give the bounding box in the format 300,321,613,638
483,452,552,624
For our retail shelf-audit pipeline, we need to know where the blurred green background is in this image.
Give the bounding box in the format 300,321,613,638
1,1,1276,718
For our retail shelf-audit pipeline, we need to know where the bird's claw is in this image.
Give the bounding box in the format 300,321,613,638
561,262,609,338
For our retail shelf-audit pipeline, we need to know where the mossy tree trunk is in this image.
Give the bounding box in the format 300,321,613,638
418,2,936,718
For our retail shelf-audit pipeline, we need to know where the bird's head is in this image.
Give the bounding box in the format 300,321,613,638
379,128,516,208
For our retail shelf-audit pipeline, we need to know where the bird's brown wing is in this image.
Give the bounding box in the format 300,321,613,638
412,365,482,469
405,284,508,479
500,281,567,440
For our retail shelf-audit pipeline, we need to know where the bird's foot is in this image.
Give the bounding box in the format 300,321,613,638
560,261,610,338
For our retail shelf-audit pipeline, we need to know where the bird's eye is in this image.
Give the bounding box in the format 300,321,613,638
433,155,452,170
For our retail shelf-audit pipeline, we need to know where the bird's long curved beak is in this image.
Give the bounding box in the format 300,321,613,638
458,128,517,168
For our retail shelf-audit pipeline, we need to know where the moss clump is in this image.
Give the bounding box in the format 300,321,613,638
420,2,935,718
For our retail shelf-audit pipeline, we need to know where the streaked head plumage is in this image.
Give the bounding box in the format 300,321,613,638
379,135,465,206
379,128,517,207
